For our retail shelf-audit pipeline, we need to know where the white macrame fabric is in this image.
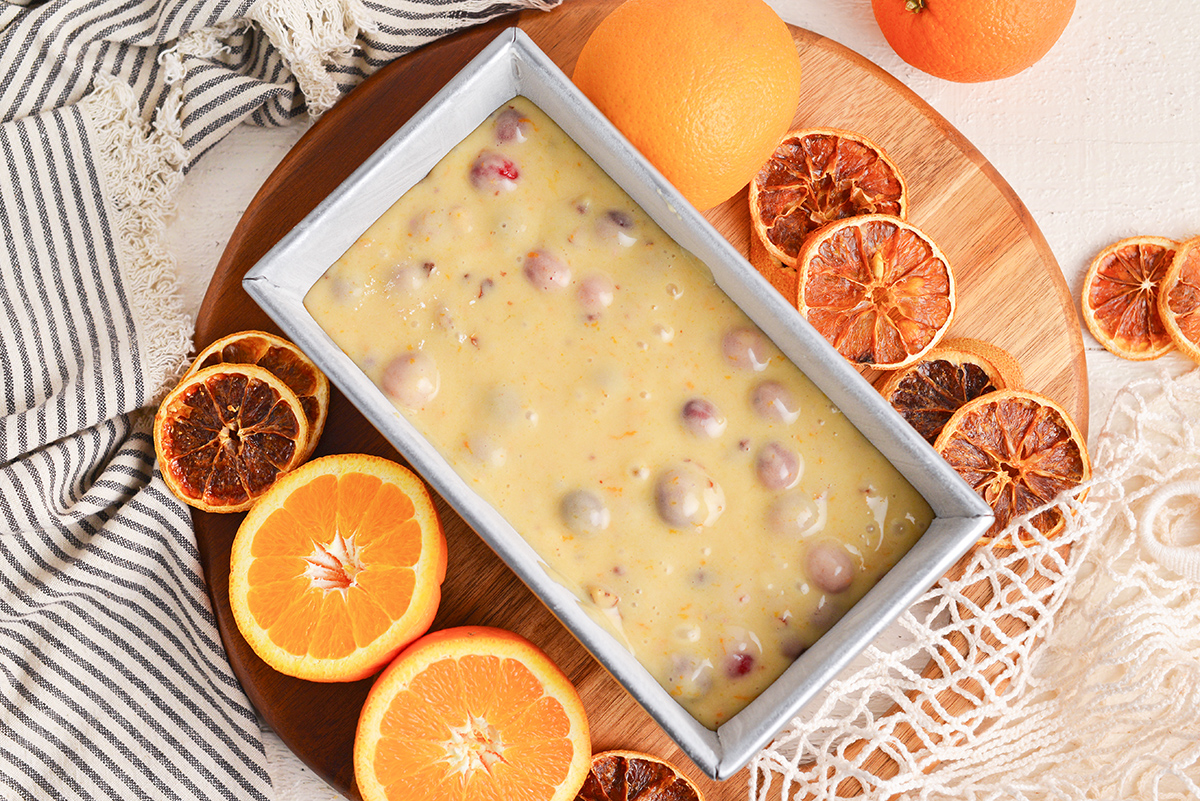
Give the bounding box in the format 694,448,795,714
0,1,556,799
753,368,1200,801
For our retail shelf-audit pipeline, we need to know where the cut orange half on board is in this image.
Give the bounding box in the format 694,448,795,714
876,337,1024,444
154,363,309,513
229,453,447,682
750,128,907,268
355,626,591,801
576,750,704,801
1158,235,1200,363
188,330,330,460
934,389,1090,547
798,214,955,370
1080,235,1177,360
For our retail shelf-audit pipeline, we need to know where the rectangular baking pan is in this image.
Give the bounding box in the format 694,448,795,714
243,27,993,780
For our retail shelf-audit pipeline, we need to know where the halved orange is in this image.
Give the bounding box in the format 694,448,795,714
229,453,447,682
750,128,907,268
355,626,591,801
876,337,1024,443
1158,235,1200,363
1081,235,1177,360
934,389,1090,546
797,214,955,369
576,750,704,801
187,330,329,460
154,363,309,512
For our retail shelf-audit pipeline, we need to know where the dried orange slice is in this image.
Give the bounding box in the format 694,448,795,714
1080,236,1177,360
576,750,704,801
876,337,1024,444
355,626,591,801
797,214,955,369
229,453,447,682
1158,235,1200,363
934,389,1090,546
187,330,329,460
154,363,309,513
750,128,907,268
748,223,799,304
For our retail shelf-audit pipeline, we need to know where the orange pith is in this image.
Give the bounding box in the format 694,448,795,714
575,750,704,801
877,338,1023,444
798,214,955,369
154,363,309,513
750,128,907,267
188,330,330,460
934,389,1090,546
355,626,591,801
572,0,801,211
871,0,1076,83
229,453,447,682
1081,236,1176,360
1158,235,1200,363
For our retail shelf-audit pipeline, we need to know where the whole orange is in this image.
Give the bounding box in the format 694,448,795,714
572,0,802,211
871,0,1075,83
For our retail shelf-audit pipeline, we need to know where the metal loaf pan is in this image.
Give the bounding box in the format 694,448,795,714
243,28,993,781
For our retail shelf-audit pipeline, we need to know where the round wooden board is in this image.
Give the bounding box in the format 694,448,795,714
192,2,1088,799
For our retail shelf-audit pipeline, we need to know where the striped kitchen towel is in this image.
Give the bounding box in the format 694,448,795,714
0,0,556,799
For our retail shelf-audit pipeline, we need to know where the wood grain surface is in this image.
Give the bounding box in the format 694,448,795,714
191,2,1088,798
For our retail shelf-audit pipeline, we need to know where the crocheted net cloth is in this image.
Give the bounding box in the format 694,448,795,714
753,368,1200,801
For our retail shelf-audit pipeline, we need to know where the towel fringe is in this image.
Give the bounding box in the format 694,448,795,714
249,0,378,118
81,75,193,403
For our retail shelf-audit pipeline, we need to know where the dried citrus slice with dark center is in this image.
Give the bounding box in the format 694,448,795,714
748,223,799,305
1081,235,1176,360
934,389,1090,547
188,330,329,459
154,363,309,513
750,128,907,268
576,750,703,801
877,337,1024,443
798,214,955,369
1158,235,1200,363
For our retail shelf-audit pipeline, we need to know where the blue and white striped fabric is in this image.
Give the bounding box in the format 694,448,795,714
0,0,555,798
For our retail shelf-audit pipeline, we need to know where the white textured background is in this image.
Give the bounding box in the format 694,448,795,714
163,0,1200,796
